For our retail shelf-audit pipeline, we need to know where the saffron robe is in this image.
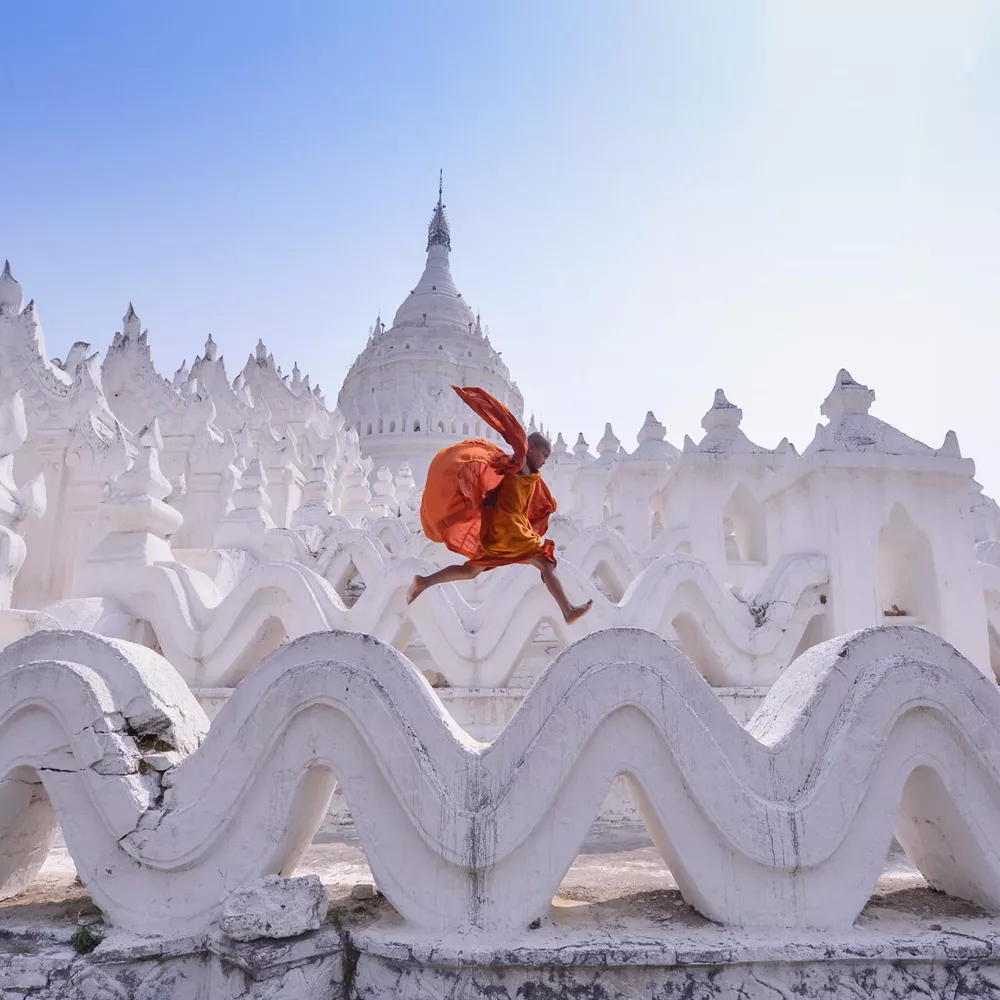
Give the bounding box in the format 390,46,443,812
420,386,557,569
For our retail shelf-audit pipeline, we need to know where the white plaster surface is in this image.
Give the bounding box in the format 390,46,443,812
1,625,1000,944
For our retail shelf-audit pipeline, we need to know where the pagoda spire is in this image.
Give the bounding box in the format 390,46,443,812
426,169,452,252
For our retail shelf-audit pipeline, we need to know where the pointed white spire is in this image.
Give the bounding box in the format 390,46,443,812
0,259,23,314
122,303,141,338
204,334,218,361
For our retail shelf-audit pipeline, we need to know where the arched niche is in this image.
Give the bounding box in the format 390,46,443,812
671,612,726,686
722,484,767,564
589,560,625,604
876,503,940,633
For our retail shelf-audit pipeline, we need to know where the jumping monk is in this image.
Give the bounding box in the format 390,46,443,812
407,385,593,624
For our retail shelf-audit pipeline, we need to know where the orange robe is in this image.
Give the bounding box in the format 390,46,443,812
420,386,557,569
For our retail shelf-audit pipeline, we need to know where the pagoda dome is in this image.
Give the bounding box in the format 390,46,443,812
336,175,524,487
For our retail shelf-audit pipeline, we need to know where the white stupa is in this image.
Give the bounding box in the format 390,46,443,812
337,175,524,486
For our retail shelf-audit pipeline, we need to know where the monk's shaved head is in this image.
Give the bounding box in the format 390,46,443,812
527,431,550,451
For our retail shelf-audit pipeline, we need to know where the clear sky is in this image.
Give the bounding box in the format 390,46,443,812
4,1,999,490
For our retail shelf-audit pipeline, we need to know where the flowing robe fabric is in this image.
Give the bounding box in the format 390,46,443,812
419,386,557,569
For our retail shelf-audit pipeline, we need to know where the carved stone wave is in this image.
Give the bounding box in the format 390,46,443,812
0,624,996,939
73,548,827,687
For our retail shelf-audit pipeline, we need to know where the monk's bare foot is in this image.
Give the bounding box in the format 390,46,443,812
563,600,593,625
406,576,426,605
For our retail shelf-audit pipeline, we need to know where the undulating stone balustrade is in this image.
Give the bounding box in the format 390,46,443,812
72,546,829,688
1,624,997,940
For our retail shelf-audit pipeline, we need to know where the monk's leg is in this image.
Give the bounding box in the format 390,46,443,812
407,563,484,604
531,557,593,624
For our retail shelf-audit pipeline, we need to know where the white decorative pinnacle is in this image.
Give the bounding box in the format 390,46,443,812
204,334,218,362
214,458,276,548
0,259,23,314
573,433,590,458
104,428,182,544
693,389,774,455
630,410,676,463
234,460,272,514
292,457,335,529
937,429,963,459
637,411,666,445
804,368,944,458
394,463,416,506
60,342,93,375
123,303,141,338
820,369,875,421
701,390,743,432
373,466,397,502
596,423,620,460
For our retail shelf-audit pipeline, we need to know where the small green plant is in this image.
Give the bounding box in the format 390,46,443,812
134,735,174,754
72,923,103,955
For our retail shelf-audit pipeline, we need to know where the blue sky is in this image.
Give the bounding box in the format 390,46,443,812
4,1,999,489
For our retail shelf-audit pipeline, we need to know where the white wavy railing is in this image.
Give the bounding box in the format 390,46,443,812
405,551,826,687
1,624,998,938
69,550,827,687
313,520,688,593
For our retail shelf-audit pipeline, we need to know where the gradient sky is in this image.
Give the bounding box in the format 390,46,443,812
3,1,999,490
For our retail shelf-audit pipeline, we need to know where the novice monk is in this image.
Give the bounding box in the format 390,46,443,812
407,385,593,624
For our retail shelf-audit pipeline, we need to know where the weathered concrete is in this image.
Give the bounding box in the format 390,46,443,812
220,874,328,942
3,830,1000,998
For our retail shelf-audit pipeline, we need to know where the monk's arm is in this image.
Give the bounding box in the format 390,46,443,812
528,478,557,536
